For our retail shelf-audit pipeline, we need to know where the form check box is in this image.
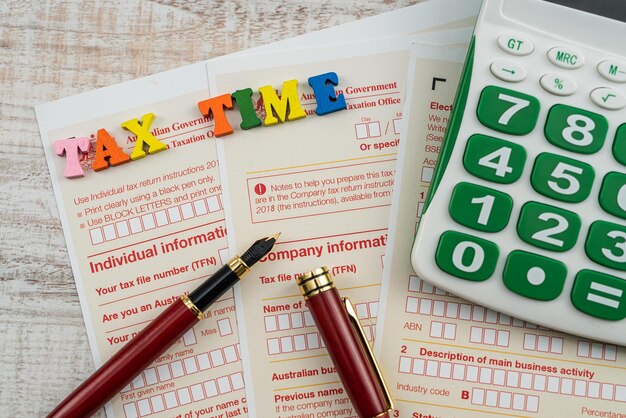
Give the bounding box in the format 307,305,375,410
207,195,220,212
224,345,238,363
204,380,218,398
231,372,245,390
294,334,307,351
123,403,137,418
155,210,169,227
129,217,143,234
193,199,208,216
90,228,104,245
421,166,434,183
355,123,368,139
218,318,233,336
167,206,181,223
180,202,194,219
141,213,156,230
368,122,381,137
103,224,116,241
393,118,402,134
116,220,130,237
217,376,231,394
137,399,150,416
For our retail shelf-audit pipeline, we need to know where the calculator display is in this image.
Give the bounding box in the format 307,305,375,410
544,0,626,23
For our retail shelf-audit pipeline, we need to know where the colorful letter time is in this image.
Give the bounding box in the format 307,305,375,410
54,72,347,179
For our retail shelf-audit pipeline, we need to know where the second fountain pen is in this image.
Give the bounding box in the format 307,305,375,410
296,267,393,418
47,233,280,418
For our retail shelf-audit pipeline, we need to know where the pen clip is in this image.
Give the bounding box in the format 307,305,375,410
342,297,394,413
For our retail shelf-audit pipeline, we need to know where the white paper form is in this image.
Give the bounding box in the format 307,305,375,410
35,2,481,416
207,30,473,418
375,43,626,417
36,65,246,418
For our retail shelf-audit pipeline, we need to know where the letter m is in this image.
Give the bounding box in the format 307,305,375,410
258,80,306,126
610,65,619,76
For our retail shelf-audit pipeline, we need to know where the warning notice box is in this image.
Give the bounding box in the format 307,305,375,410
246,159,396,223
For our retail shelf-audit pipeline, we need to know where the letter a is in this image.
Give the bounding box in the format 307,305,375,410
258,79,306,126
121,113,167,160
54,137,90,178
92,129,131,171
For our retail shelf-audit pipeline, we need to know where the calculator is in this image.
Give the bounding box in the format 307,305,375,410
412,0,626,345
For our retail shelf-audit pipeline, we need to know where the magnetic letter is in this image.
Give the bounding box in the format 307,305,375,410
308,72,346,116
231,88,262,130
258,79,306,126
92,129,130,171
54,137,89,178
197,94,234,137
121,113,167,160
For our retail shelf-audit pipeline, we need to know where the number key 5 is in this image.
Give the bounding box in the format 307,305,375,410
531,153,595,203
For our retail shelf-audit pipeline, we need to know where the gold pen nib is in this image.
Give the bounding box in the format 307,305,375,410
268,232,281,241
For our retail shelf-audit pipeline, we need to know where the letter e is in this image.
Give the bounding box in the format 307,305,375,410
308,72,347,116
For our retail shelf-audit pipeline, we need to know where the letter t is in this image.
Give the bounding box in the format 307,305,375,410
54,137,90,178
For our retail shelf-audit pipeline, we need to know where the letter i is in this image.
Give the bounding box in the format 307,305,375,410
231,88,262,130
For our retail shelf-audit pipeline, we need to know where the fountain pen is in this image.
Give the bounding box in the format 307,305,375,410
296,267,393,418
47,233,279,418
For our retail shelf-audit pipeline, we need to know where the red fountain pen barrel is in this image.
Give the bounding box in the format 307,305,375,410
47,297,200,418
299,268,389,418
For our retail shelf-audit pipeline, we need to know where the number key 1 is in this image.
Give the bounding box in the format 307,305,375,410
449,182,513,232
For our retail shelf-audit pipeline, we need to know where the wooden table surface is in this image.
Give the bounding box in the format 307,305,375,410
0,1,420,416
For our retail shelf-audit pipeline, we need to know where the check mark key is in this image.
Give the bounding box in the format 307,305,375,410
591,87,626,110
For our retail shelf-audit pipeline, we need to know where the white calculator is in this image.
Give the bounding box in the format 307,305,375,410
412,0,626,345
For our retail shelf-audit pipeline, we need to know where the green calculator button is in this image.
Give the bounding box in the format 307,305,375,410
476,86,540,135
503,250,567,301
435,231,499,282
585,221,626,271
614,124,626,165
599,172,626,219
544,104,608,154
571,269,626,321
449,182,513,232
463,134,527,184
530,153,595,203
517,201,581,252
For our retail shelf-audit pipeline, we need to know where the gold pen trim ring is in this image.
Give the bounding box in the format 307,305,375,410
295,266,334,300
227,256,250,278
180,295,203,320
